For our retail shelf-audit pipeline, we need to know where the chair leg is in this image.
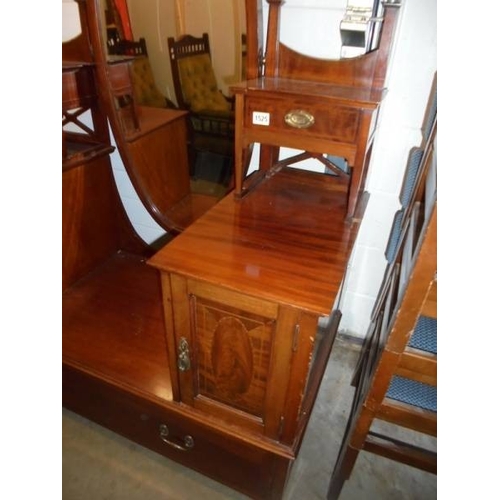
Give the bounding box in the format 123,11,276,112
327,386,367,500
327,444,360,500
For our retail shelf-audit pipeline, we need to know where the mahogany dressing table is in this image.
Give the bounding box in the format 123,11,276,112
63,1,399,498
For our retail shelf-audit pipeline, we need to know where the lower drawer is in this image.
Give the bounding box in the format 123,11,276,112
63,364,293,500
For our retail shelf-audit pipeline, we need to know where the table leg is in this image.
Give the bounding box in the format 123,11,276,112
346,111,374,219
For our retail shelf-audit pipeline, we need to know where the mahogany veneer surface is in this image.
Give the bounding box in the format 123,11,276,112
124,106,189,141
62,250,295,500
62,251,173,401
231,77,383,218
232,77,385,106
149,167,358,316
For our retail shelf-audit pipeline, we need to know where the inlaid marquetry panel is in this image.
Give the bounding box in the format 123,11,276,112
191,296,276,418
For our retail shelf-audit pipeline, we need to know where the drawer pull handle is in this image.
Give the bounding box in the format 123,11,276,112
177,337,191,372
159,424,195,451
284,109,315,129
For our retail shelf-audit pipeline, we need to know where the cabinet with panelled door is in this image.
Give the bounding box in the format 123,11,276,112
164,272,324,442
149,166,363,452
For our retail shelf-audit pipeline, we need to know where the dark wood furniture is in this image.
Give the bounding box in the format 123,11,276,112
106,56,141,131
327,79,437,499
108,36,148,56
232,1,400,220
63,62,113,170
108,37,177,109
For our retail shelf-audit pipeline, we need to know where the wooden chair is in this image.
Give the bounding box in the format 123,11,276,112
110,37,176,109
327,78,437,499
167,33,235,175
108,37,148,57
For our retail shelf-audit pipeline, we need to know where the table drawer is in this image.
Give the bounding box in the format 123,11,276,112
245,95,360,143
107,61,133,95
63,66,96,111
63,364,291,500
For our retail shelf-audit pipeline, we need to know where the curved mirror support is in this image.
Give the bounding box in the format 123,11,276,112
93,0,246,235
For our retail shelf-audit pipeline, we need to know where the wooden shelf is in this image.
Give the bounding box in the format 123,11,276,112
63,132,115,171
63,251,173,401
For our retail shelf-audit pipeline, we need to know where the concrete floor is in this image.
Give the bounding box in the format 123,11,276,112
62,336,436,500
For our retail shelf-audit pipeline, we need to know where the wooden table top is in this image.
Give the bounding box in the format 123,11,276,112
149,168,360,316
231,77,385,108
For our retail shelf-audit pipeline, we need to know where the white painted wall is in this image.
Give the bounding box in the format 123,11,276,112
126,0,246,101
338,0,437,338
182,0,246,93
273,0,347,58
109,0,437,339
109,129,168,244
127,0,177,101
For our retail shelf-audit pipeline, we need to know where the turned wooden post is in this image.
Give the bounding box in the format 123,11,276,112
264,0,284,77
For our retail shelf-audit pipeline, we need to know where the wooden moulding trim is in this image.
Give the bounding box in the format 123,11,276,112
62,360,296,459
364,431,437,473
378,398,437,436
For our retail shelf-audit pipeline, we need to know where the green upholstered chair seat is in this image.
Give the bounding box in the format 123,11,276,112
178,54,232,113
167,33,235,177
130,57,168,108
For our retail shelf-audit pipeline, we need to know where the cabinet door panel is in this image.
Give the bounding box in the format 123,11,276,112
170,276,294,436
192,294,276,418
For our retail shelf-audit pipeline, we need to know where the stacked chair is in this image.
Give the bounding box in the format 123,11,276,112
328,76,437,499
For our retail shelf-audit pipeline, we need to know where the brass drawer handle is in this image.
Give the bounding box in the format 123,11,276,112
284,109,315,129
177,337,191,372
159,424,195,451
